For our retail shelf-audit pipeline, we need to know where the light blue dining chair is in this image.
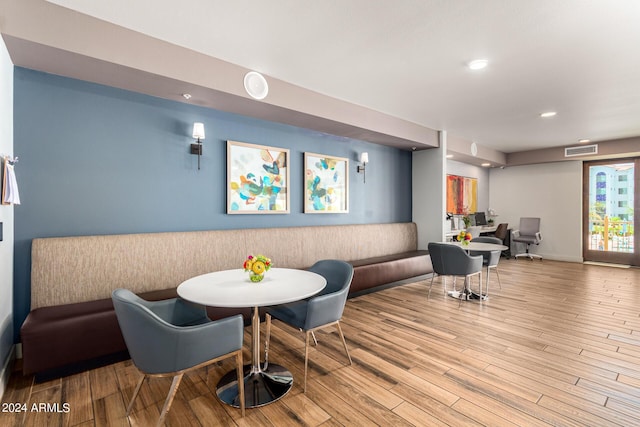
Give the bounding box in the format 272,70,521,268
264,259,354,392
112,289,245,426
469,236,503,296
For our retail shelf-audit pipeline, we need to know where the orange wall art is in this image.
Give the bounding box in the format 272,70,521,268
446,174,477,215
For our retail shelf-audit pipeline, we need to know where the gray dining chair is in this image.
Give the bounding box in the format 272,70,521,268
469,236,503,296
427,242,483,301
112,289,245,426
512,217,543,260
264,259,354,393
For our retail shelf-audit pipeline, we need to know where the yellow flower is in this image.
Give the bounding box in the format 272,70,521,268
252,261,266,275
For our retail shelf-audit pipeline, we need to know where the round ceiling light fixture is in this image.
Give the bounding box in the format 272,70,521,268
244,71,269,100
540,111,557,118
470,142,478,156
468,59,489,70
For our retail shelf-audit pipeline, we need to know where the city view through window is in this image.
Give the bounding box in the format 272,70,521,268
588,162,634,253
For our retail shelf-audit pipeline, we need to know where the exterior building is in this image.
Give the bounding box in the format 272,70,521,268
590,164,634,221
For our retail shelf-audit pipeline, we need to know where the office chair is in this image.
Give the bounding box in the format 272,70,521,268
112,289,245,425
264,260,354,393
512,217,543,260
427,242,483,302
494,223,509,242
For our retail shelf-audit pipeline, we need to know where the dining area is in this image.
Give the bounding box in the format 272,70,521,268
5,257,640,426
428,237,508,303
111,259,354,425
108,234,507,425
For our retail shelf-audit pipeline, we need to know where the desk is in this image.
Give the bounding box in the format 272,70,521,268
443,241,508,300
445,225,498,240
178,268,326,408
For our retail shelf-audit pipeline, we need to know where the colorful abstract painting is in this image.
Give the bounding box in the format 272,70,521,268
304,152,349,213
446,174,477,214
227,141,290,214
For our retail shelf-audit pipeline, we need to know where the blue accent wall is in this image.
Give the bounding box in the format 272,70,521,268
12,68,412,339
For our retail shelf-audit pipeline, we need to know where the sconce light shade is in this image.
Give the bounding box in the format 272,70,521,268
192,122,205,140
357,152,369,183
191,122,205,170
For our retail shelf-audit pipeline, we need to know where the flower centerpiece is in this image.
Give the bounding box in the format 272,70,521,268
458,230,472,246
243,254,272,282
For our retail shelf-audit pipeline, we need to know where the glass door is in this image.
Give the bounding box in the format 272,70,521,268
583,158,639,266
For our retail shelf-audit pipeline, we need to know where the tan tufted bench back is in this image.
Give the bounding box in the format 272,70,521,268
31,223,419,309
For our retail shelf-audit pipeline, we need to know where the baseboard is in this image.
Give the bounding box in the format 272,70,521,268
544,255,583,263
520,253,583,263
0,344,15,401
583,261,631,269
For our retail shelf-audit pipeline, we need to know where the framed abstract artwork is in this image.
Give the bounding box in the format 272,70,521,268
446,174,477,215
227,140,290,214
304,152,349,213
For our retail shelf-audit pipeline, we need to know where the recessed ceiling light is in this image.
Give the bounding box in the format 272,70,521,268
481,163,491,167
446,154,454,158
182,93,192,100
244,71,269,100
540,111,557,118
468,59,489,70
579,139,591,143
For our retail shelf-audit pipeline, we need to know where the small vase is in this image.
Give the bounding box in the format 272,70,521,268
249,273,264,282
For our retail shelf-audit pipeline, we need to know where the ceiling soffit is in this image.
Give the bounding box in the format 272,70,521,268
0,0,438,151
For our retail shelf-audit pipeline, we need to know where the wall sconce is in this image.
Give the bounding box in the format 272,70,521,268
357,152,368,183
191,122,205,170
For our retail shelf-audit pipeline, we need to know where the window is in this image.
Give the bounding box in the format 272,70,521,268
618,201,628,208
596,172,606,202
618,175,628,182
619,188,628,195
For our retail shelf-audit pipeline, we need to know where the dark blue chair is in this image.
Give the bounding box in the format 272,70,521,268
112,289,245,425
428,242,483,301
264,259,354,392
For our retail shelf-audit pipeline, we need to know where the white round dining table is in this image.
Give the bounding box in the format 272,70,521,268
177,268,326,408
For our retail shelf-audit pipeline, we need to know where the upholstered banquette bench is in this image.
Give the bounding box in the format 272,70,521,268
20,222,432,377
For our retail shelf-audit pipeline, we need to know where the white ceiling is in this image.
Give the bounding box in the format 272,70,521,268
35,0,640,153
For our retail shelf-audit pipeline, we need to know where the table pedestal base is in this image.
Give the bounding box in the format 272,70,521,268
216,364,293,408
447,290,487,301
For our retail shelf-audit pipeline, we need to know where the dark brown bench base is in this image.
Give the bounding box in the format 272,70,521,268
20,288,254,377
349,250,432,294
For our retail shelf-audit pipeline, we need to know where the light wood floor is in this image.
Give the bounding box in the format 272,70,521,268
3,259,640,426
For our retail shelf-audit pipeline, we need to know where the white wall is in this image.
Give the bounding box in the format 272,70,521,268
489,161,583,262
447,160,491,213
413,132,446,249
0,36,14,399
